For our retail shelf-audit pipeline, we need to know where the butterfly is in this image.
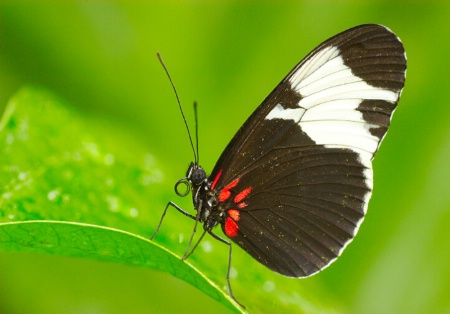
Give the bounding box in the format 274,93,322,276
152,24,406,307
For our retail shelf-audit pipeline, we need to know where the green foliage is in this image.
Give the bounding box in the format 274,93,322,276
0,88,161,230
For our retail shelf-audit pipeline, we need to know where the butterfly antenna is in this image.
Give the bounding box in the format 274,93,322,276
193,101,200,163
157,52,197,163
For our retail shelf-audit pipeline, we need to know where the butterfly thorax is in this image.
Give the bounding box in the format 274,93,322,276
181,162,225,231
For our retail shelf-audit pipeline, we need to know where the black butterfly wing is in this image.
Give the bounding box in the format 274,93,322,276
209,24,406,277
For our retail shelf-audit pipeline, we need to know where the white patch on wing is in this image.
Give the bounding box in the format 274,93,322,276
265,104,305,122
301,99,363,122
286,45,399,156
291,46,340,86
301,120,380,154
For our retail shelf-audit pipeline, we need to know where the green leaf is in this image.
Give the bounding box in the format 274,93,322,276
0,87,163,228
0,87,242,313
0,220,236,310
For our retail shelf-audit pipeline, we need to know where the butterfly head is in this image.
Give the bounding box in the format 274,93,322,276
174,162,207,197
187,162,207,186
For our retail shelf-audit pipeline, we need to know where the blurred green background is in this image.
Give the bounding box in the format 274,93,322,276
1,1,449,314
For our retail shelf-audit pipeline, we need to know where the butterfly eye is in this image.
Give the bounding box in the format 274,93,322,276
190,167,206,186
174,178,191,197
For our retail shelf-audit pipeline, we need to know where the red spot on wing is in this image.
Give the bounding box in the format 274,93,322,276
224,217,239,237
223,178,240,191
210,169,222,190
219,190,231,202
218,178,240,202
237,202,248,209
228,209,240,221
234,187,252,203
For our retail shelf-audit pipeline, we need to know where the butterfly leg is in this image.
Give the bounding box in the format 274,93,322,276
150,201,196,240
183,229,206,260
182,205,203,260
208,230,246,309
